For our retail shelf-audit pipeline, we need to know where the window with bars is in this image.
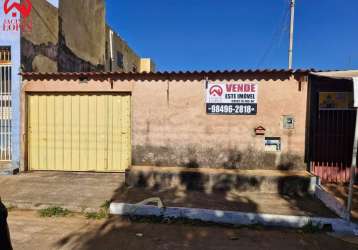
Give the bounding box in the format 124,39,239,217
0,54,12,161
1,66,12,106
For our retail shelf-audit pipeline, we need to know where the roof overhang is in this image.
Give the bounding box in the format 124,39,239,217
310,70,358,108
20,69,317,78
310,70,358,80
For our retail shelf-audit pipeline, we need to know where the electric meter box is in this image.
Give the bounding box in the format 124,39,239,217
283,115,295,129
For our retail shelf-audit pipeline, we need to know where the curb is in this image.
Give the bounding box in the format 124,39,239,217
314,184,349,219
110,202,358,235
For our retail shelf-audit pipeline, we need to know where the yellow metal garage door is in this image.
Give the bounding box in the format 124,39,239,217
28,93,131,172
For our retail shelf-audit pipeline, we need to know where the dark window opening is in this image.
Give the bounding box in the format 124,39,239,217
105,41,109,60
117,51,124,68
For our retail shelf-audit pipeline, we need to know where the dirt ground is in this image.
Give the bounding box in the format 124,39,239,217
7,210,358,250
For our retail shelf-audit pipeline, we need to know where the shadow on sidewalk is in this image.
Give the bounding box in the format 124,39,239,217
54,166,341,249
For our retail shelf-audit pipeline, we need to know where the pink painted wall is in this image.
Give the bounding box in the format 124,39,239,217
22,72,309,170
129,74,308,169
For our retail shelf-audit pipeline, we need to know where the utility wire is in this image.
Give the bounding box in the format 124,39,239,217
256,1,290,68
269,6,291,66
278,11,290,49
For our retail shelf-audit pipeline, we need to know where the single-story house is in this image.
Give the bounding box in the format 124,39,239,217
20,69,358,182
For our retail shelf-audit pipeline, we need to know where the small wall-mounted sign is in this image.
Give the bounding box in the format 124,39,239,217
255,126,266,135
319,92,354,110
283,115,295,129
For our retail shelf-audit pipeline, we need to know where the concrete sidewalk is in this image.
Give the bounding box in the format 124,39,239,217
0,168,335,218
0,172,124,212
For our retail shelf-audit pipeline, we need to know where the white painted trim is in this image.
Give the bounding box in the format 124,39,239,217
314,185,348,219
347,79,358,220
353,77,358,108
110,202,358,235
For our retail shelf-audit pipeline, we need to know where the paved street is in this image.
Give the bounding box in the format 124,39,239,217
7,210,358,250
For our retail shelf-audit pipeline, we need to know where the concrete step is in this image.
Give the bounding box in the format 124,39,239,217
125,166,318,196
0,163,19,176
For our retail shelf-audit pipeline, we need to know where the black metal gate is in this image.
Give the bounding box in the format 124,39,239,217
309,75,356,183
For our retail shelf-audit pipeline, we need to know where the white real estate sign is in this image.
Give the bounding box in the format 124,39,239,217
206,82,258,115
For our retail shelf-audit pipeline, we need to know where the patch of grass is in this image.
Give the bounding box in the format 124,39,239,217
85,210,108,220
38,207,72,218
85,200,111,220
